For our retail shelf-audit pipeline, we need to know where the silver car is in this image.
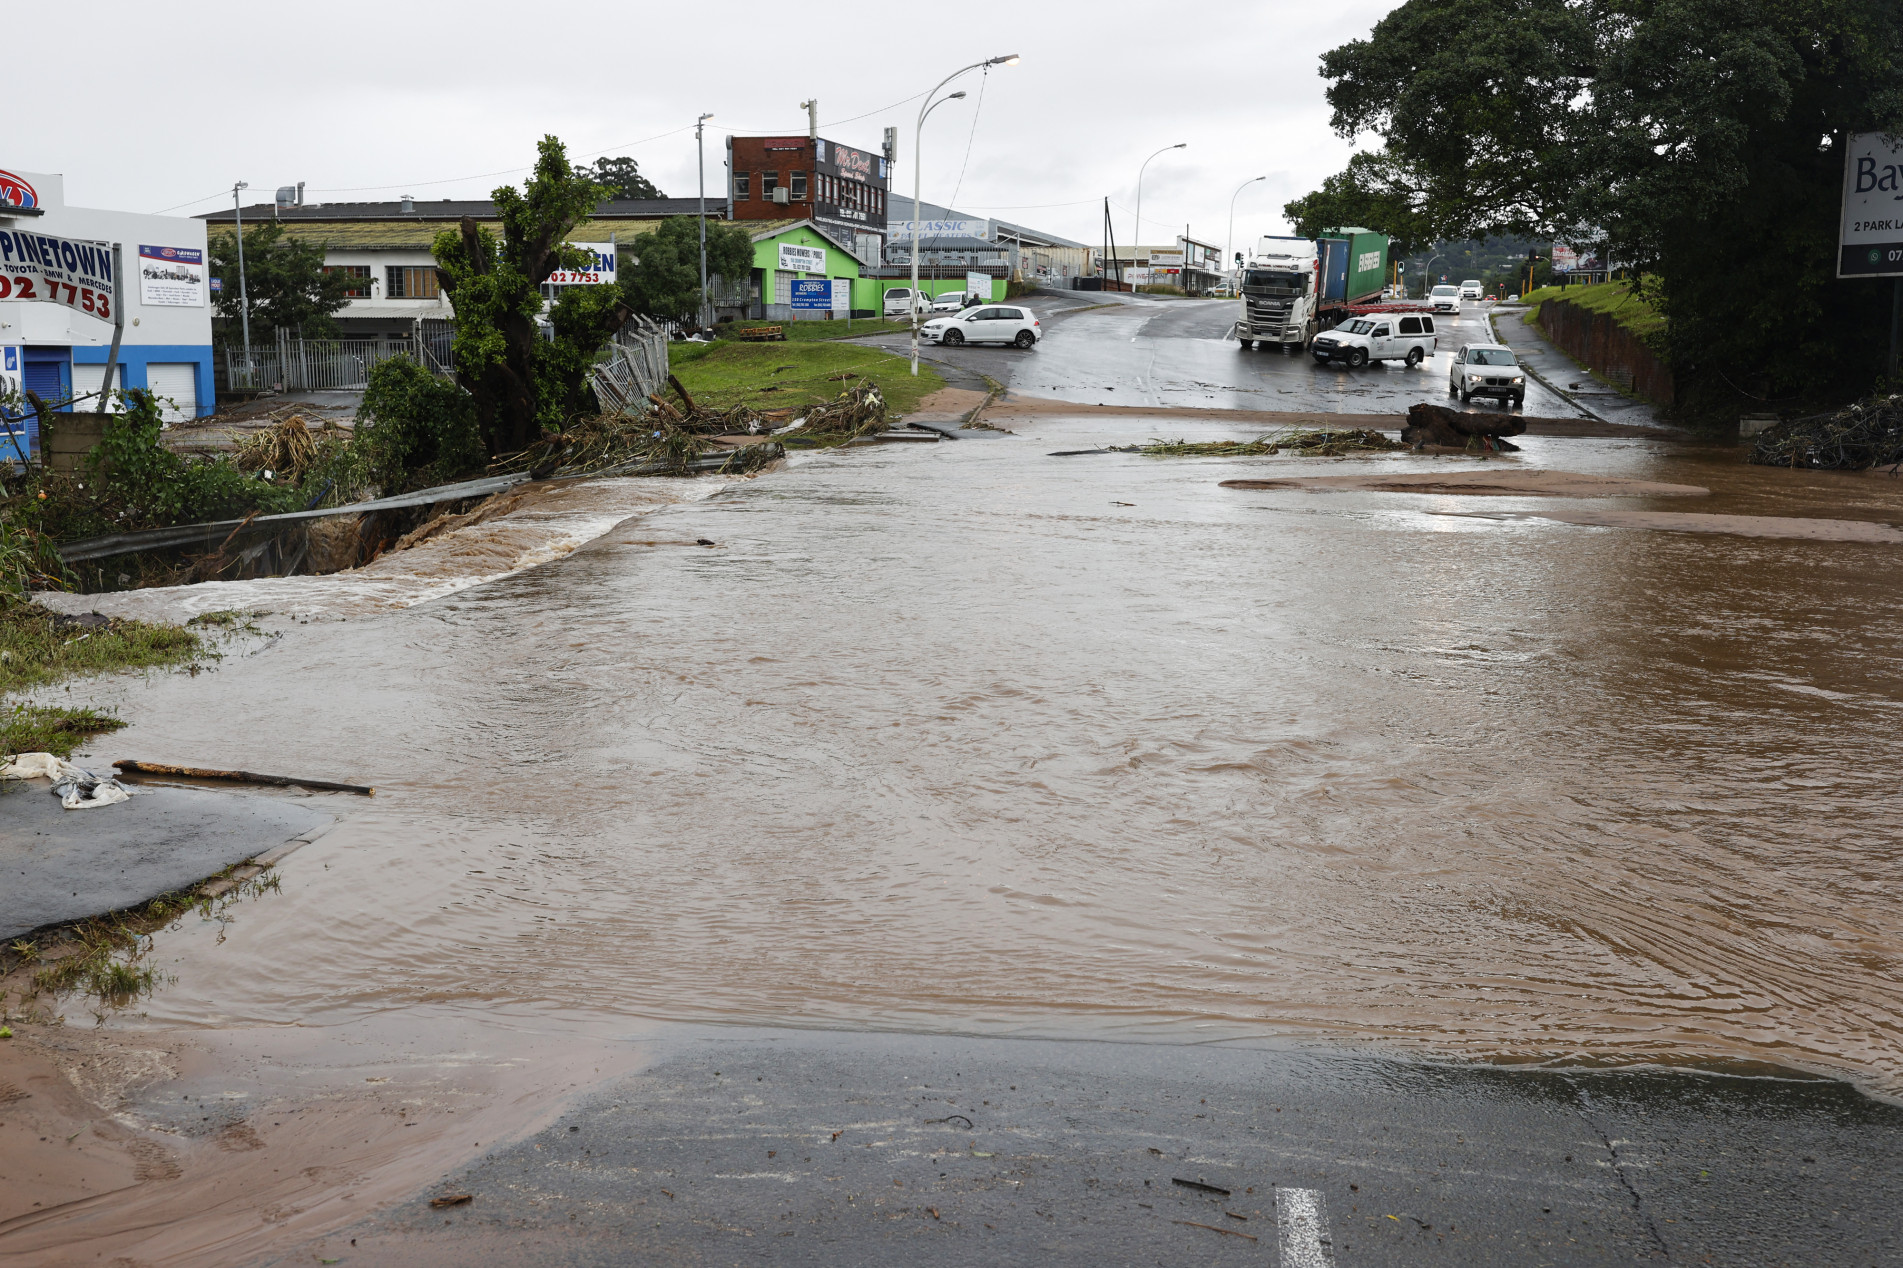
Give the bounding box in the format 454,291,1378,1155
1448,343,1526,406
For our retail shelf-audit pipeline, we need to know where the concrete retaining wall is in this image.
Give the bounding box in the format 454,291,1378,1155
1537,298,1675,407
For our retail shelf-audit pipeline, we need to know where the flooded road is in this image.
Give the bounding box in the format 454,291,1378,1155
43,414,1903,1102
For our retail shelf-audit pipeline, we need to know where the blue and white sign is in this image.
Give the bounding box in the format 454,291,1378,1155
790,278,833,311
549,242,617,286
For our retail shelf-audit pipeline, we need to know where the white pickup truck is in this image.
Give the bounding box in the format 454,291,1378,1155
1308,312,1440,368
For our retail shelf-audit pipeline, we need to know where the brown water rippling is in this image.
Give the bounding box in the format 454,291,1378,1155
64,420,1903,1096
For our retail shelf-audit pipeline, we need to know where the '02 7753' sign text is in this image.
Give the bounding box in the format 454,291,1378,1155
0,229,117,320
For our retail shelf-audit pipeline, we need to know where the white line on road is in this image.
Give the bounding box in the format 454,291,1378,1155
1277,1187,1336,1268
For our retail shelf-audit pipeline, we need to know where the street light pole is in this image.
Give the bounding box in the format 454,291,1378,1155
232,182,252,365
1133,143,1185,268
911,53,1020,377
1226,175,1266,280
696,112,714,331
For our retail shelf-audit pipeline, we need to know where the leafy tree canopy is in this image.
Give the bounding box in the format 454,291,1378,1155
620,216,755,326
434,135,631,454
1292,0,1903,421
208,223,360,339
576,155,663,201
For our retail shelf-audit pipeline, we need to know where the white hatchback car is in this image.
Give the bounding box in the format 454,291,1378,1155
1430,284,1461,312
1458,279,1484,300
1449,343,1526,406
930,291,979,313
921,304,1041,348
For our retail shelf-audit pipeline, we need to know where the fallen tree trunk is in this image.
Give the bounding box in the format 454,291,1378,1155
1401,403,1525,450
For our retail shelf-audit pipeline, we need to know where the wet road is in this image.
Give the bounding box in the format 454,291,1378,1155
12,411,1903,1262
871,292,1584,418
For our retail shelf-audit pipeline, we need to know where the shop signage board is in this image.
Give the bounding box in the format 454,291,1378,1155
138,244,204,307
830,278,850,312
790,278,833,310
0,228,116,321
890,219,988,242
0,169,38,210
779,242,826,273
965,271,994,300
1840,131,1903,277
548,242,616,285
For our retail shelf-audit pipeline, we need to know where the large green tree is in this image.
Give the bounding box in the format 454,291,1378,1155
208,223,360,339
1293,0,1903,423
620,215,755,325
434,136,632,455
575,155,663,201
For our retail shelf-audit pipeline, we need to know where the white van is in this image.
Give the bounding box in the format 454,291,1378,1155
882,288,928,319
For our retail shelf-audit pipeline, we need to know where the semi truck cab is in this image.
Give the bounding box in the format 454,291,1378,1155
1237,255,1319,353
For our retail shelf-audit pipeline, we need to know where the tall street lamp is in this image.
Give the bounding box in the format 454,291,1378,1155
911,53,1019,377
696,112,714,330
1226,175,1266,277
1133,143,1185,261
231,181,252,366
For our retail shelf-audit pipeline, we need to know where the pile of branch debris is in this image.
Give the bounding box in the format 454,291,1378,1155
231,413,345,483
1118,427,1406,457
1749,396,1903,471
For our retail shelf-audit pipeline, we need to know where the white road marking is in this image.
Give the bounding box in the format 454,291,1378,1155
1277,1187,1336,1267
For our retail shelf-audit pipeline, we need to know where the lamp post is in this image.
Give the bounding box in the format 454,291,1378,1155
696,112,714,331
232,181,252,366
1226,175,1266,281
1133,143,1185,266
911,53,1020,377
1423,253,1447,300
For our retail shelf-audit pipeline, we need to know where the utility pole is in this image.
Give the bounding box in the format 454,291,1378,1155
93,243,124,413
232,182,252,365
696,113,714,331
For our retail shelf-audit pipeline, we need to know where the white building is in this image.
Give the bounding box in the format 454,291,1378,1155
0,168,214,454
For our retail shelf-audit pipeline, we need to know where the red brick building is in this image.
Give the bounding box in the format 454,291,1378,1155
727,135,890,263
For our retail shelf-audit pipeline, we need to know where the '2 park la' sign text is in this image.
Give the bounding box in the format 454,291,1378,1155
0,227,117,320
1840,131,1903,278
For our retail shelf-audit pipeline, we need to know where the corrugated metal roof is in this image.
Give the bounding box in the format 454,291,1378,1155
204,219,672,252
201,197,716,222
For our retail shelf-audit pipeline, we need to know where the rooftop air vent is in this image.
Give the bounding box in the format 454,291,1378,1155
401,194,415,213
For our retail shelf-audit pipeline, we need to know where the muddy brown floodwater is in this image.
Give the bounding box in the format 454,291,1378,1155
14,412,1903,1254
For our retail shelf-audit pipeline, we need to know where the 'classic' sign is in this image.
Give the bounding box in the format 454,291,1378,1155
1839,131,1903,278
0,229,115,320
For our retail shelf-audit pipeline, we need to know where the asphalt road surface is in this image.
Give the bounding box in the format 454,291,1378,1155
326,1025,1903,1267
869,292,1583,419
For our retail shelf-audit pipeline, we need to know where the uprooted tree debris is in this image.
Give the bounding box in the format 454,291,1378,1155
1749,395,1903,471
1400,403,1525,452
1118,428,1407,457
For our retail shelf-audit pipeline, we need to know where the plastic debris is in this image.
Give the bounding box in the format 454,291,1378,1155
2,752,146,810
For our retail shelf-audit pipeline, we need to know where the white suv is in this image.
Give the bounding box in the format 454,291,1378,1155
1309,313,1439,367
1449,343,1525,406
1429,284,1461,312
1458,279,1484,300
921,305,1041,348
882,288,928,318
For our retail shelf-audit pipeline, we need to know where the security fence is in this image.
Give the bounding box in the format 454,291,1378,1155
222,321,457,393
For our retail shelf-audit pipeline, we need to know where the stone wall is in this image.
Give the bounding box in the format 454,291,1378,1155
1536,299,1675,407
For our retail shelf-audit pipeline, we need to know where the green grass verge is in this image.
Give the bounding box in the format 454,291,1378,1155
669,341,945,416
1523,280,1666,348
717,318,918,343
0,604,201,696
2,703,126,759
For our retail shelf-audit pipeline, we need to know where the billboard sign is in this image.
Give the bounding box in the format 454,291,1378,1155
548,242,616,285
0,229,115,321
139,244,205,307
1840,131,1903,277
829,278,850,312
778,241,826,273
0,170,38,210
889,219,988,242
790,278,832,310
831,144,874,181
965,271,993,300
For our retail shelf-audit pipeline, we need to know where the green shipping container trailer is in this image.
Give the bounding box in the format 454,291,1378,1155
1320,228,1390,308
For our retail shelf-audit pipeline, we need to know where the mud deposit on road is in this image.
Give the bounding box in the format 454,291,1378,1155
10,410,1903,1258
1219,469,1710,497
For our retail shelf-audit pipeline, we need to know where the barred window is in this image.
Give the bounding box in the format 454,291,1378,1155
385,266,440,299
323,264,372,297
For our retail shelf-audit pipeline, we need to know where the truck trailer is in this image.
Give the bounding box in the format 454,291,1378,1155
1234,228,1390,352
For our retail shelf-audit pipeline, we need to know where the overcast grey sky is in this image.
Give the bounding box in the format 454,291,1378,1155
16,0,1392,256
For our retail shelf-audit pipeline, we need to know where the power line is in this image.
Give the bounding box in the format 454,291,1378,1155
151,187,239,215
944,67,990,216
